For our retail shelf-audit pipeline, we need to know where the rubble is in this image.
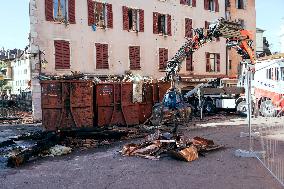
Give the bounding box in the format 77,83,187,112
49,145,72,156
121,131,223,162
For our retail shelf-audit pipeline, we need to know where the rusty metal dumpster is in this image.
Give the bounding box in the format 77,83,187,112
41,80,94,131
95,83,139,127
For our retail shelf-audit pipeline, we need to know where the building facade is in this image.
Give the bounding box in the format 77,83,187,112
281,18,284,53
256,28,265,56
11,51,31,95
29,0,255,120
225,0,256,77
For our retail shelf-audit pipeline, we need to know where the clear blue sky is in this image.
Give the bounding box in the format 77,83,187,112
256,0,284,53
0,0,283,52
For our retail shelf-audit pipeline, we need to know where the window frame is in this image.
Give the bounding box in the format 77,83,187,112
94,2,107,28
53,0,69,23
158,14,167,35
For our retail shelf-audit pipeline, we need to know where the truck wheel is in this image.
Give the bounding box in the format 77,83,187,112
237,101,247,116
260,100,277,117
203,100,216,114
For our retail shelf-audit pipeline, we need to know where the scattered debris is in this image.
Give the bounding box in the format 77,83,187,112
49,145,72,156
121,132,223,162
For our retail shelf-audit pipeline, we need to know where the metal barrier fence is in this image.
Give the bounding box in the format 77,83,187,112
252,116,284,187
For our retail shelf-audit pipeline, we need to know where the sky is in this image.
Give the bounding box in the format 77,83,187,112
0,0,283,52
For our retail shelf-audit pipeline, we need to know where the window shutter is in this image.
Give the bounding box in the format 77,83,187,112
206,52,210,72
204,0,209,10
205,21,210,29
106,4,113,28
87,0,94,26
185,18,192,38
192,0,196,7
167,15,172,36
122,6,129,30
135,47,141,69
139,9,144,32
55,40,70,69
164,49,168,69
96,43,102,69
45,0,53,21
159,48,164,70
186,54,193,71
129,46,140,70
69,0,76,24
153,12,159,34
216,53,220,72
102,44,109,69
215,0,219,12
129,46,135,69
180,0,186,5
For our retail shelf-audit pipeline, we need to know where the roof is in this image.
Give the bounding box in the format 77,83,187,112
257,53,284,61
256,28,265,33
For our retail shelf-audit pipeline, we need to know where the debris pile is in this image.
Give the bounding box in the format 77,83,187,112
121,132,222,162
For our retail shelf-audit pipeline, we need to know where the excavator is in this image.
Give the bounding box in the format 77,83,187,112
151,17,255,126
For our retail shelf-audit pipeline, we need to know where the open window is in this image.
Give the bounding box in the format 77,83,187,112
54,0,68,22
236,0,245,9
45,0,75,24
204,0,219,12
128,8,139,31
122,7,144,32
94,2,106,28
206,53,220,72
87,1,113,28
281,68,284,81
158,14,167,34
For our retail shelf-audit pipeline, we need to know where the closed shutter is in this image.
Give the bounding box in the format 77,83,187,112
180,0,186,5
69,0,76,24
204,0,209,10
45,0,53,21
185,18,192,38
159,48,164,70
106,4,113,28
167,15,172,36
164,49,169,69
205,52,210,72
122,6,129,30
216,53,220,72
87,0,94,26
205,21,210,29
192,0,196,7
153,12,159,34
186,54,193,71
96,43,109,69
139,9,144,32
55,40,70,69
129,46,141,70
215,0,219,12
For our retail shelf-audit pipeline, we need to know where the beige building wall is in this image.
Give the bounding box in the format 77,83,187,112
226,0,256,78
30,0,227,120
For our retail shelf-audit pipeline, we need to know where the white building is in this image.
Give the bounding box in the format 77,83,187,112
256,28,265,56
281,18,284,53
11,51,31,94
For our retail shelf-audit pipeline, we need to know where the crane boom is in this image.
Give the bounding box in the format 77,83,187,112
165,18,255,83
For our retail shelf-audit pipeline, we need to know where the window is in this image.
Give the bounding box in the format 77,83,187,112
88,1,113,28
153,12,171,35
275,68,279,81
185,18,193,38
54,40,70,69
238,19,245,28
236,0,245,9
206,52,220,72
281,67,284,81
45,0,75,24
159,48,168,70
180,0,196,7
204,0,219,12
95,43,109,69
129,46,141,70
266,68,273,80
186,54,193,71
122,7,144,32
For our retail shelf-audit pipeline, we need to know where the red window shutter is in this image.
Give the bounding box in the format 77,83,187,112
87,0,94,26
159,48,164,70
129,46,135,69
206,52,210,72
106,4,113,28
185,18,192,38
153,12,159,34
216,53,220,72
68,0,76,24
45,0,53,21
180,0,186,4
129,46,140,70
204,0,209,10
135,47,141,69
139,9,144,32
167,15,172,36
55,40,70,69
192,0,196,7
102,44,109,69
215,0,219,12
205,21,210,29
164,49,168,69
122,6,129,30
186,54,193,71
